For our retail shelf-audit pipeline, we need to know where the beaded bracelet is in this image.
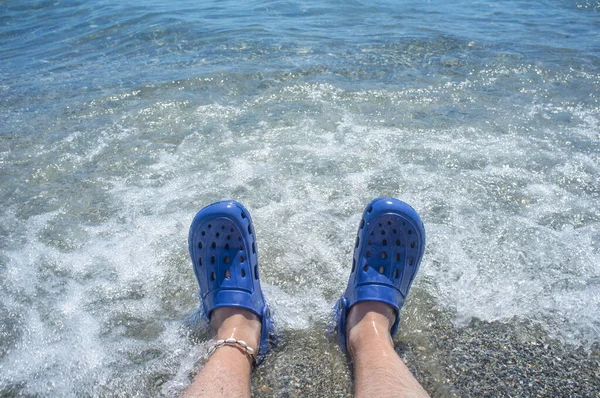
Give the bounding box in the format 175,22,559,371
207,338,257,367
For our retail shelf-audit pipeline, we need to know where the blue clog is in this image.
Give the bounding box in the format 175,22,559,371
188,200,274,360
336,197,426,351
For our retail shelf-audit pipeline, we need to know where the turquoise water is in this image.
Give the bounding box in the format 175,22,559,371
1,0,599,395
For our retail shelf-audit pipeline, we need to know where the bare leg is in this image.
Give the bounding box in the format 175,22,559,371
182,308,261,398
347,301,430,398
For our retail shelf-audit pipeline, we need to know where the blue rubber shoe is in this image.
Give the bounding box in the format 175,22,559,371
188,200,274,362
335,197,426,351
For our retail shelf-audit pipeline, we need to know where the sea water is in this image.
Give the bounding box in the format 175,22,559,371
1,0,599,395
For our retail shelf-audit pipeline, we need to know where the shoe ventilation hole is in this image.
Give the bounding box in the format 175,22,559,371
387,221,392,225
363,264,369,272
211,242,216,249
224,256,230,264
216,232,220,237
238,236,242,241
221,225,225,230
211,256,215,264
355,237,360,248
199,257,203,266
239,244,243,250
379,266,385,274
408,230,412,235
381,230,385,235
396,239,401,246
394,269,399,278
225,243,230,250
382,239,387,246
198,242,203,249
379,223,382,227
227,235,231,240
402,222,406,226
241,212,246,219
254,265,259,279
370,231,374,236
360,219,365,229
410,241,415,248
381,252,387,259
211,271,216,281
409,258,413,265
241,268,246,277
230,228,234,232
252,242,256,254
248,225,252,235
240,256,245,262
396,253,400,261
368,240,373,245
366,251,371,257
367,205,373,213
201,231,206,236
393,229,397,234
208,224,212,229
225,269,231,279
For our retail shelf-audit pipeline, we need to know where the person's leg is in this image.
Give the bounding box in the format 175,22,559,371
346,301,429,398
182,308,261,398
336,197,429,397
185,200,274,397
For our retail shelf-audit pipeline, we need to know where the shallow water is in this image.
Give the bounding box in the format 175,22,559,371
1,0,599,395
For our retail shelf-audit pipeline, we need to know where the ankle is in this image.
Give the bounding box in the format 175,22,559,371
346,301,396,356
210,307,262,352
